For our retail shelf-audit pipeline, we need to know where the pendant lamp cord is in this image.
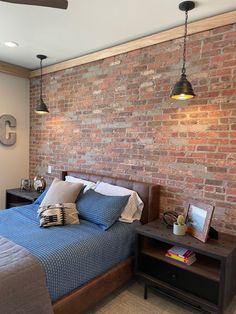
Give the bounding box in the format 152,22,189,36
182,9,188,75
40,59,43,100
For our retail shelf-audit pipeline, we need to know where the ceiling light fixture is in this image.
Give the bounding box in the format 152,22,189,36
4,41,19,48
170,1,195,100
35,54,49,115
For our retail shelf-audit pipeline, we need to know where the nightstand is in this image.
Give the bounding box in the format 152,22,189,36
135,220,236,314
6,188,41,208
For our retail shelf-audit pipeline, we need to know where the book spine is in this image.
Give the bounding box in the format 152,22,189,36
186,257,197,265
167,249,193,258
166,253,187,262
165,253,196,264
183,250,193,258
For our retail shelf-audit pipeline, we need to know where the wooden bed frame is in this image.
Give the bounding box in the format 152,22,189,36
53,170,160,314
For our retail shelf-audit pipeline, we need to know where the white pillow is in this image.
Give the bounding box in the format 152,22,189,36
65,176,96,192
94,181,144,223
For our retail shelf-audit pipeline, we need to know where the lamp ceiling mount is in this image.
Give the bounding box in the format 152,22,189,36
37,54,47,61
179,1,195,12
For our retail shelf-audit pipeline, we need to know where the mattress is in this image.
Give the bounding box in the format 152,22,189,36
0,204,139,301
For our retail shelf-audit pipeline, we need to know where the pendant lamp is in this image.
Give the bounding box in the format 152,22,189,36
170,1,195,100
35,54,49,114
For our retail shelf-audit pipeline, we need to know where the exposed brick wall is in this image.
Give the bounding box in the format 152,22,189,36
30,23,236,234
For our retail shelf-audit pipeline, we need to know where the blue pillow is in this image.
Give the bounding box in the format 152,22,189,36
77,189,130,230
33,188,49,205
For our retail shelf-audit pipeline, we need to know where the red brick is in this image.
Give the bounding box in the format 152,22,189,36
204,192,225,201
227,188,236,195
186,177,204,184
227,196,236,203
188,139,207,144
208,139,229,145
30,23,236,235
222,89,236,96
217,25,234,33
177,158,194,164
197,146,216,152
207,166,227,173
206,153,227,160
205,179,223,186
189,112,208,118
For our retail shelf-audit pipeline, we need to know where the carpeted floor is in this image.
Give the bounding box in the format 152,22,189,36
87,281,236,314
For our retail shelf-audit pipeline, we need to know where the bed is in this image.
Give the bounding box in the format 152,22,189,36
55,170,160,314
0,170,160,314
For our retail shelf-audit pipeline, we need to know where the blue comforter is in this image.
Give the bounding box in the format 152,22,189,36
0,205,139,301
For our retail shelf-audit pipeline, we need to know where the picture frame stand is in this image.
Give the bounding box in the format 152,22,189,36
208,226,218,240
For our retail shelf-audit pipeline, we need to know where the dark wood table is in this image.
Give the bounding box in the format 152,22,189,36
5,188,41,208
135,219,236,314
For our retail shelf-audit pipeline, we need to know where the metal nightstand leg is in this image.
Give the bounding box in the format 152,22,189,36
144,283,148,300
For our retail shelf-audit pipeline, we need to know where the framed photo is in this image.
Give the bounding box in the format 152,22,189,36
184,200,215,243
20,178,31,191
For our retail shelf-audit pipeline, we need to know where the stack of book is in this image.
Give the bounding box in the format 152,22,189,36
165,246,197,265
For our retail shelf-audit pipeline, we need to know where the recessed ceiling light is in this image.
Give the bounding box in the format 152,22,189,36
4,41,19,48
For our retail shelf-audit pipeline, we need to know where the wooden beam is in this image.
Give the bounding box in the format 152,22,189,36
0,61,30,78
30,10,236,78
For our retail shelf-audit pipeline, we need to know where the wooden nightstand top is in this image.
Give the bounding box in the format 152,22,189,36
136,219,236,259
6,188,41,201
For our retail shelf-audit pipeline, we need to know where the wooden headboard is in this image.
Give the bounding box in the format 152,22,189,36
62,170,160,224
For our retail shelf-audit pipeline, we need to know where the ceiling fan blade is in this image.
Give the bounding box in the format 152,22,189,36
0,0,68,9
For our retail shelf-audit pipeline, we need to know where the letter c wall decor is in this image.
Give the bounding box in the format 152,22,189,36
0,114,16,146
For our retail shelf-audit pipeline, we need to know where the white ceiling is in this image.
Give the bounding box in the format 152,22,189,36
0,0,235,70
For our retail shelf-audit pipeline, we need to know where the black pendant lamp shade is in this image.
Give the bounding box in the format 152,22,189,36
170,1,196,100
35,54,49,114
171,73,195,100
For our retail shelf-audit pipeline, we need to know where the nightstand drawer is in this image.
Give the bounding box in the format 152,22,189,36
138,254,219,304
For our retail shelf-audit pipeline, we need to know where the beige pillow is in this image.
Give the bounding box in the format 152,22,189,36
40,178,83,207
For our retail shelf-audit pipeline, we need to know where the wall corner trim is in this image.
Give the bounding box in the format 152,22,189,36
0,61,30,79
